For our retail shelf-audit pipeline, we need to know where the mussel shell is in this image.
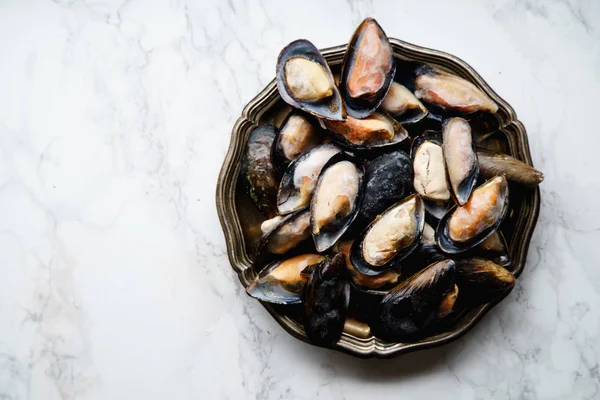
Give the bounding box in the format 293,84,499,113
436,176,509,254
442,117,479,206
350,194,425,276
477,148,544,188
272,111,324,175
423,199,451,221
276,39,345,121
401,223,446,277
472,231,511,268
323,112,408,151
277,143,342,215
455,258,515,307
242,125,279,218
380,82,428,124
254,209,312,266
247,254,325,304
353,150,413,233
310,152,364,252
340,18,395,119
304,253,351,346
336,240,401,291
372,259,456,342
410,131,451,203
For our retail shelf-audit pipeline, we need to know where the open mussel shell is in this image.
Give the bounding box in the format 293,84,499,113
323,112,408,150
247,254,325,304
272,111,324,175
350,194,425,276
477,148,544,188
254,209,312,265
242,125,279,218
304,253,350,347
472,231,511,268
339,18,395,119
455,258,515,307
423,199,450,221
380,81,428,124
442,117,479,206
414,65,498,114
277,143,342,215
276,39,345,121
436,176,509,254
336,240,400,291
410,131,451,203
353,150,413,233
372,259,457,342
310,152,364,252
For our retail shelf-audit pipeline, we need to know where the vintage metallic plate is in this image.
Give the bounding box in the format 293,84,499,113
216,39,541,358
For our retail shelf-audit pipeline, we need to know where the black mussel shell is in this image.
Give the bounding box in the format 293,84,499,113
254,209,312,266
351,194,425,276
353,150,413,232
242,125,279,218
436,176,509,254
442,117,479,206
372,259,456,342
310,152,364,252
477,148,544,188
247,254,325,304
455,258,515,307
277,143,342,215
272,111,324,175
276,39,345,121
304,253,351,347
340,18,395,119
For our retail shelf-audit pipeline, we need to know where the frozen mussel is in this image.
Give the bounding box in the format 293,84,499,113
380,81,428,123
443,117,479,206
411,131,450,202
323,112,408,150
477,148,544,188
254,209,312,264
336,240,401,290
272,111,324,174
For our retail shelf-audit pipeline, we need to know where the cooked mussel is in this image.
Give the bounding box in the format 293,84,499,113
411,131,450,202
353,150,413,232
323,112,408,150
272,111,324,174
414,65,498,114
436,176,509,254
477,148,544,188
276,40,345,121
351,194,425,276
402,222,446,276
336,240,400,290
473,231,511,268
310,153,364,252
455,258,515,306
277,143,342,215
247,254,325,304
304,253,350,346
254,209,312,264
380,82,428,123
340,18,395,118
243,125,279,218
443,117,479,205
372,259,457,342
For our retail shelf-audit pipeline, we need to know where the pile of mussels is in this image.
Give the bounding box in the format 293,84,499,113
241,18,543,347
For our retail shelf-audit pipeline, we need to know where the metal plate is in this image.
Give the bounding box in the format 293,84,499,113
216,39,541,358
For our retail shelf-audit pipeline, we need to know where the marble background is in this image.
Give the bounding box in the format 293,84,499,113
0,0,599,398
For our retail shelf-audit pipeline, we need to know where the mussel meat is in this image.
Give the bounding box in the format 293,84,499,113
304,253,350,346
411,131,450,202
477,148,544,188
254,209,312,264
455,258,515,306
272,112,323,173
380,82,428,123
277,143,342,215
414,66,498,114
436,176,509,254
323,112,408,150
247,254,325,304
443,117,479,205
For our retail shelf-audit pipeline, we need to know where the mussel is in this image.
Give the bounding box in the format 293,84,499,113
276,39,345,121
414,66,498,114
310,153,364,252
411,131,450,202
402,222,446,276
243,125,279,218
351,194,425,276
247,254,325,304
304,253,350,346
455,258,515,306
340,18,395,118
254,209,312,264
336,240,400,290
443,117,479,205
473,231,511,268
353,150,413,232
323,112,408,150
436,176,509,254
272,111,324,174
277,143,342,215
372,259,457,342
477,148,544,188
380,82,428,123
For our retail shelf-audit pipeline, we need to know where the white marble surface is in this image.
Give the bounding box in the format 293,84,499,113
0,0,599,398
